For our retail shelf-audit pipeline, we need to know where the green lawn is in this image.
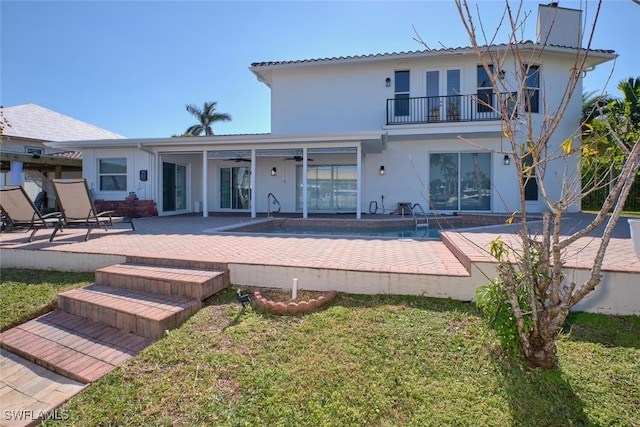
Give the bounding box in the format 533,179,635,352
30,289,637,427
0,269,94,331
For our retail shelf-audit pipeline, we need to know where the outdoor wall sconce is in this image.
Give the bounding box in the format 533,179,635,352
379,165,385,175
271,167,277,176
498,69,506,80
385,77,391,87
503,155,511,166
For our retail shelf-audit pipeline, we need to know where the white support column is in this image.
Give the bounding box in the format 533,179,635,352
302,147,308,218
9,161,23,185
356,145,362,219
250,148,256,218
202,151,208,217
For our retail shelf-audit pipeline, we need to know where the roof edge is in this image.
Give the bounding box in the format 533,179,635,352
250,41,616,69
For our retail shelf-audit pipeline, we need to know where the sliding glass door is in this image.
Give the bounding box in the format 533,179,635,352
162,162,187,212
296,165,357,212
429,153,491,211
220,166,251,210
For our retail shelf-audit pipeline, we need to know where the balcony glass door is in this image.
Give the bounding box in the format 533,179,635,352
425,69,461,122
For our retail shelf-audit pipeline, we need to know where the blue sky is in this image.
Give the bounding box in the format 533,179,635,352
1,1,638,138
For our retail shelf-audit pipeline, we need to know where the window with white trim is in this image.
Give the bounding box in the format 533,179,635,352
99,158,127,191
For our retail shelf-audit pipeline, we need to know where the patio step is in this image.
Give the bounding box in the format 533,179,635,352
95,263,229,301
57,284,201,340
0,261,226,388
0,310,152,384
125,255,229,273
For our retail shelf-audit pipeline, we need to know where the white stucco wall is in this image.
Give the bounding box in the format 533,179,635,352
267,50,585,214
364,137,521,213
82,147,154,201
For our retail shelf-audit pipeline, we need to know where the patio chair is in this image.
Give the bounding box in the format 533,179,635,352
51,178,134,241
0,185,63,242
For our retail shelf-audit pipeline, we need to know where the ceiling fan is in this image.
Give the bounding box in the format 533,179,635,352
284,155,314,162
225,158,251,163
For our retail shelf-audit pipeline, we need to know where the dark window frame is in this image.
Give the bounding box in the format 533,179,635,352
522,154,539,201
524,64,540,113
394,70,410,116
476,65,495,113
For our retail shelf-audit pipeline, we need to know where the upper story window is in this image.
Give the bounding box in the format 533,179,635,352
394,70,410,116
99,158,127,191
477,65,494,113
524,65,540,113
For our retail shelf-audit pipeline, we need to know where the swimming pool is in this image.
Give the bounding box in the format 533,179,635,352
220,218,444,239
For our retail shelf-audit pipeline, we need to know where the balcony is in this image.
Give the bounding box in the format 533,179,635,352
386,93,514,126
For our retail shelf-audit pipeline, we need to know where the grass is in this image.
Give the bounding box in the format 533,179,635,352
0,269,94,331
29,288,637,427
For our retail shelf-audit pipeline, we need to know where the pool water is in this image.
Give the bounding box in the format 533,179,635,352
224,222,443,239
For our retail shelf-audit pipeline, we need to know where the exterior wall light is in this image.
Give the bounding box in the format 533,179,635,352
385,77,391,87
271,167,277,176
503,155,511,166
379,165,385,175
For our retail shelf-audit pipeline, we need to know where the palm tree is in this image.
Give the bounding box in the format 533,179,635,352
607,77,640,148
184,101,231,136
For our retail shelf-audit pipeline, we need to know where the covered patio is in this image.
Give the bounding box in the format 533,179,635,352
48,131,387,219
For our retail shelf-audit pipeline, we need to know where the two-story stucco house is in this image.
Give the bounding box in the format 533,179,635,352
48,4,616,218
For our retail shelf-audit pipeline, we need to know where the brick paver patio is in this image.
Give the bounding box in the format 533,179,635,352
1,213,637,275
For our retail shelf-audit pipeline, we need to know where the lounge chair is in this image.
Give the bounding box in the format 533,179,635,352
51,178,134,241
0,185,63,242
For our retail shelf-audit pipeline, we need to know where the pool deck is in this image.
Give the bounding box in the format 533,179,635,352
1,212,638,275
1,212,639,426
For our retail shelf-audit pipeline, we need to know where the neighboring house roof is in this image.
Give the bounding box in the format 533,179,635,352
250,41,617,86
1,103,125,142
50,150,83,160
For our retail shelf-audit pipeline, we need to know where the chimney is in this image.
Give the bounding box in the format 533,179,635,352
536,2,582,48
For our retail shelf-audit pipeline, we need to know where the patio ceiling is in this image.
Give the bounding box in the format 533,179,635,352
0,152,82,173
207,147,360,160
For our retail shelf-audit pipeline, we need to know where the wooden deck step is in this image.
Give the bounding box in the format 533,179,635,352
95,263,228,300
58,285,201,340
0,310,152,384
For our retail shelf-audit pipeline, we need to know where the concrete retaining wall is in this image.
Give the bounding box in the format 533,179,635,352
229,263,476,301
1,249,125,272
472,262,640,316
